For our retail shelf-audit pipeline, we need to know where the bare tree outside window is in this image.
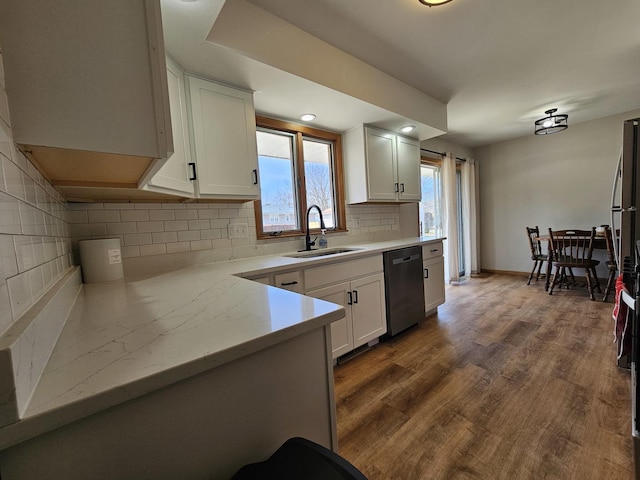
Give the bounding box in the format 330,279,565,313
303,139,335,228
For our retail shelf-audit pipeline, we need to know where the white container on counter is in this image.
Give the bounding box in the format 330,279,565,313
78,238,124,283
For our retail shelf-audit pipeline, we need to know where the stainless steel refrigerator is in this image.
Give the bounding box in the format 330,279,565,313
611,117,640,479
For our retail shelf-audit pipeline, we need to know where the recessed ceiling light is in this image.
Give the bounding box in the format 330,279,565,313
401,125,416,133
300,113,316,122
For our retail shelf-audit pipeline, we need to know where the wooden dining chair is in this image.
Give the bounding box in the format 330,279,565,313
602,225,618,302
526,226,548,285
548,228,601,300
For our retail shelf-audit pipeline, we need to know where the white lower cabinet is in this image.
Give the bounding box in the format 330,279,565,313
305,255,386,359
306,282,353,358
422,242,446,314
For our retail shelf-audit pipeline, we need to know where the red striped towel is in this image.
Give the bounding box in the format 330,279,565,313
613,274,632,359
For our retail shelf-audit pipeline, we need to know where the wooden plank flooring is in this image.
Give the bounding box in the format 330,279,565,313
334,273,633,480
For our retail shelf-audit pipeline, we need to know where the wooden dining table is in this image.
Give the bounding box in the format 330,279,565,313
534,235,608,291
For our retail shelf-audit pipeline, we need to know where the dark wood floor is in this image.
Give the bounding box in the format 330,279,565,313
334,273,633,480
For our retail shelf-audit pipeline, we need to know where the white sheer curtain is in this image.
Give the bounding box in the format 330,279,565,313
461,158,479,276
442,153,459,283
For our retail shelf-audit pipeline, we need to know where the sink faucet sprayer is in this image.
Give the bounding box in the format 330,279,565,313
304,205,326,251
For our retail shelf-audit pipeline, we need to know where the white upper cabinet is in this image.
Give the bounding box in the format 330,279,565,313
187,75,260,200
141,57,195,196
0,0,172,191
344,125,421,204
395,135,422,201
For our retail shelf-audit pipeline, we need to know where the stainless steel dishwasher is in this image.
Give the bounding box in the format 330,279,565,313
383,246,426,337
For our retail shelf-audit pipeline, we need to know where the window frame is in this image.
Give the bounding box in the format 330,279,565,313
254,115,347,240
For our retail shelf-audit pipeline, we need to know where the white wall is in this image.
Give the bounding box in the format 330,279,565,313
476,108,640,274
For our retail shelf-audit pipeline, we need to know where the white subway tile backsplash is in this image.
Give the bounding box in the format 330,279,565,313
121,245,140,258
178,230,200,242
152,231,178,244
120,209,149,222
160,203,186,210
18,203,37,235
123,233,152,246
0,234,18,279
0,284,11,335
0,192,21,234
188,219,210,230
200,229,222,240
104,203,134,210
219,209,239,219
148,209,175,221
7,271,32,320
23,173,36,205
174,209,198,220
164,220,188,232
137,221,164,233
197,209,219,219
213,238,232,249
2,156,25,200
68,210,88,224
190,239,212,251
66,201,402,270
32,236,45,265
139,244,167,257
88,209,120,223
87,222,107,236
136,203,162,210
0,80,9,126
106,222,137,235
166,242,190,254
28,266,45,303
210,219,230,229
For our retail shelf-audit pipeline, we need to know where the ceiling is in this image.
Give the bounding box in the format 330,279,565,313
161,0,640,148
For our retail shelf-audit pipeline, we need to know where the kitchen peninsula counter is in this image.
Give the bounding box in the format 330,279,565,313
0,236,442,479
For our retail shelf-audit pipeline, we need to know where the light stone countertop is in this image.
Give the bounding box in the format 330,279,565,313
0,236,442,449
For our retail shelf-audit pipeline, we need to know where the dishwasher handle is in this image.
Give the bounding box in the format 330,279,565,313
392,253,421,265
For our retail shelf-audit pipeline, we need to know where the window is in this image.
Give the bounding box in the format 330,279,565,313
419,160,443,237
254,116,346,239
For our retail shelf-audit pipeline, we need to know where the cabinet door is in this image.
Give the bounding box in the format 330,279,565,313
423,257,445,313
396,136,421,201
187,76,260,199
143,58,195,196
306,282,353,359
364,127,398,201
351,273,387,348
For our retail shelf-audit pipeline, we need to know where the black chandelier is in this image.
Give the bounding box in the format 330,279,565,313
534,108,568,135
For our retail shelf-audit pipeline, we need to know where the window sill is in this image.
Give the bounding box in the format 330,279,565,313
256,228,348,241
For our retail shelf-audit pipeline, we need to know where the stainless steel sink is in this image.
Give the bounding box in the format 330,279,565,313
283,247,362,258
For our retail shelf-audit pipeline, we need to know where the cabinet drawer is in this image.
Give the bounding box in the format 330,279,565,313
304,255,383,291
422,242,443,260
273,271,303,293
